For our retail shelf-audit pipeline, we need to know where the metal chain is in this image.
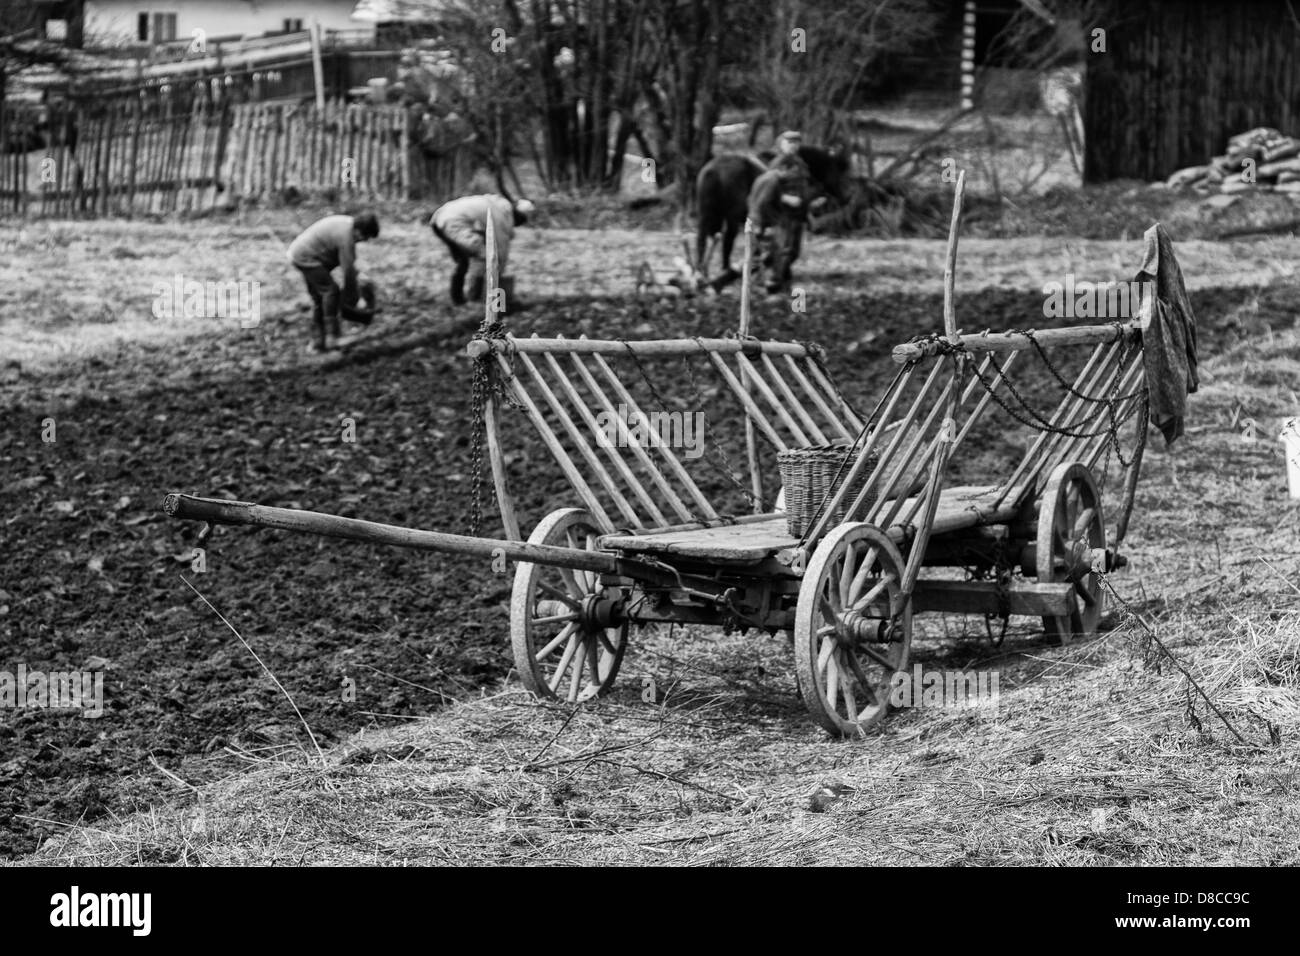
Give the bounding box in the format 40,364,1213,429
968,350,1145,440
468,316,515,536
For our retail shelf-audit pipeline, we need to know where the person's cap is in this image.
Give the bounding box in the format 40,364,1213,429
777,130,803,143
514,198,536,216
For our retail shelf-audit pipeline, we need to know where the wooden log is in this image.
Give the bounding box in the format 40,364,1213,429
911,579,1073,616
467,336,811,358
893,322,1140,364
162,494,618,574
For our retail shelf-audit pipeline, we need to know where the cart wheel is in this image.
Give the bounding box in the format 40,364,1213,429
511,508,627,703
1037,462,1105,643
794,523,912,738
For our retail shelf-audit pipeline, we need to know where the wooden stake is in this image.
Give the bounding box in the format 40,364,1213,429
901,170,968,595
739,218,763,511
943,169,965,343
310,19,326,111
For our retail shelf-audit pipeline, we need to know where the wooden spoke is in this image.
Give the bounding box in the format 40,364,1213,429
841,677,858,724
535,622,578,661
548,635,580,692
568,641,587,700
587,635,603,685
855,643,897,671
536,580,580,609
817,637,835,671
844,650,880,707
825,654,840,711
532,611,578,627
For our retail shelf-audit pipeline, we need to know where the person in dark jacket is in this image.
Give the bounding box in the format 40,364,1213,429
287,211,380,352
748,137,812,294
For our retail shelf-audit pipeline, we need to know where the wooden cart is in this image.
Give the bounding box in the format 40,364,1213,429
163,184,1160,738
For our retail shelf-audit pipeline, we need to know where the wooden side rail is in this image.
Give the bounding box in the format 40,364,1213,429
467,336,815,359
470,332,866,536
891,321,1142,364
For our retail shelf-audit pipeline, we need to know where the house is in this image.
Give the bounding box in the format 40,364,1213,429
1084,0,1300,182
82,0,371,47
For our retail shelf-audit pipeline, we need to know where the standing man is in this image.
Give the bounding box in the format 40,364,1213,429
287,211,380,352
430,194,535,306
748,134,812,294
771,129,809,174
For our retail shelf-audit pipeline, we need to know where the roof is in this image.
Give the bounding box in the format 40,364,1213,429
351,0,460,22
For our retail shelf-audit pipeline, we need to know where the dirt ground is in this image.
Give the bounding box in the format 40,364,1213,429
1,210,1298,862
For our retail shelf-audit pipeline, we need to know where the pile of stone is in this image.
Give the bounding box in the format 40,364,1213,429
1166,127,1300,195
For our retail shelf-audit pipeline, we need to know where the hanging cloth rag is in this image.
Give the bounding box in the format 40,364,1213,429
1133,223,1199,444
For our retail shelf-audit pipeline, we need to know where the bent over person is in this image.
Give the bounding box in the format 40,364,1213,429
430,194,534,305
287,212,380,352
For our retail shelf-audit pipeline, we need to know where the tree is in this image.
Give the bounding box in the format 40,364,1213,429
740,0,938,145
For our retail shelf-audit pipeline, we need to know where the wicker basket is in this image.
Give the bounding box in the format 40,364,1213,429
777,444,878,537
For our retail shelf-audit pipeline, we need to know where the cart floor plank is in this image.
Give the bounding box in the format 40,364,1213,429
601,485,1028,563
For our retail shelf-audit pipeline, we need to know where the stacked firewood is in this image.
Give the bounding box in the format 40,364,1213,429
1166,128,1300,195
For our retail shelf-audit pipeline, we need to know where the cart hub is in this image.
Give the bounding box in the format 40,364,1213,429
581,591,625,629
837,608,896,646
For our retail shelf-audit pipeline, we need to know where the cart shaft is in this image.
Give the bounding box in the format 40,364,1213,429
162,494,620,574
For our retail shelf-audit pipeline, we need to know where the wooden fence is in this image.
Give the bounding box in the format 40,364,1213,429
0,97,472,217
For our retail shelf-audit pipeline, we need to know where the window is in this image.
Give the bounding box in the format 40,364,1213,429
138,12,148,41
45,19,68,41
283,18,304,32
153,13,178,42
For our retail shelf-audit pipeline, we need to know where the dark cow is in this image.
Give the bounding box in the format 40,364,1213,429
695,144,851,284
